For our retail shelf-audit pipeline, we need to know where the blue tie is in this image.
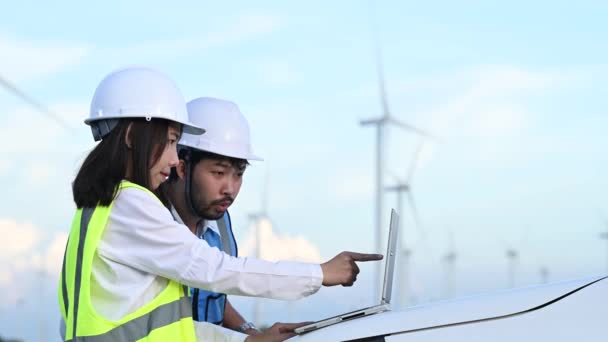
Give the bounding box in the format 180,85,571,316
203,227,221,249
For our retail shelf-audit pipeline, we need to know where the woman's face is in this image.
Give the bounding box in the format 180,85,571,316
149,123,181,190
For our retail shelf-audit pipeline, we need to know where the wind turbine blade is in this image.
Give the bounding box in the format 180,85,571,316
406,191,436,263
406,138,425,184
387,116,435,138
370,3,390,119
0,75,71,130
406,191,426,241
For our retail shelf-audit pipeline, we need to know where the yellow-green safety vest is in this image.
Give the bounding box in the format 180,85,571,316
58,181,196,341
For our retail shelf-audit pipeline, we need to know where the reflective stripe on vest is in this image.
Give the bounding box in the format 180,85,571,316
216,211,236,256
192,211,238,324
58,181,196,341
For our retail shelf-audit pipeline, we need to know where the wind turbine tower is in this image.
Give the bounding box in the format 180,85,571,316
539,266,550,284
506,248,519,288
442,229,457,298
600,232,608,274
247,166,271,325
385,139,427,306
597,212,608,274
361,16,433,298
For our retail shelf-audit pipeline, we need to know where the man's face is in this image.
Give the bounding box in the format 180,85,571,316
190,158,245,220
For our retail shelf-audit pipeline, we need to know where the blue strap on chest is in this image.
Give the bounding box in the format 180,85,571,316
191,212,237,324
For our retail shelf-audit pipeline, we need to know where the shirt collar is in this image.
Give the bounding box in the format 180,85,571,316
170,205,220,237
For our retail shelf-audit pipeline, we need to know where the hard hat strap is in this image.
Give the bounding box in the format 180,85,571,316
184,149,206,219
90,119,119,141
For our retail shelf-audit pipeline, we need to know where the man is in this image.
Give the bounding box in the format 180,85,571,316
165,97,263,335
164,97,381,340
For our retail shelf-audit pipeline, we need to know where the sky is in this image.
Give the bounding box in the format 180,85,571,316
1,0,608,340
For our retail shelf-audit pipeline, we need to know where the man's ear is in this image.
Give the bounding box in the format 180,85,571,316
125,122,133,149
176,160,186,180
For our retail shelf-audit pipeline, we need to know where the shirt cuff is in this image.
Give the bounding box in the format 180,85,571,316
307,264,324,296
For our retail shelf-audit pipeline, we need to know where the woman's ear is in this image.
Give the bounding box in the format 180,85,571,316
125,122,133,149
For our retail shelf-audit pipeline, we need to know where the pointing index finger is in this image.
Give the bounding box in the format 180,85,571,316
346,252,383,262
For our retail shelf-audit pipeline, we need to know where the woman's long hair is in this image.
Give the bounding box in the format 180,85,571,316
72,118,171,208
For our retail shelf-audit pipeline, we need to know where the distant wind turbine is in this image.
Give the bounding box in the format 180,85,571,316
501,226,531,289
385,138,428,306
247,165,271,326
442,228,457,298
596,211,608,274
361,5,436,299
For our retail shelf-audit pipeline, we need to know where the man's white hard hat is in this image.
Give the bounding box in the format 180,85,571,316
179,97,262,161
85,66,205,140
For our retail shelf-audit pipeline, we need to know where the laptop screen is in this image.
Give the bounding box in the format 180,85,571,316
381,209,399,305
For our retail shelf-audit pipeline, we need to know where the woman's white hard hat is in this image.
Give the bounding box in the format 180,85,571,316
85,66,204,140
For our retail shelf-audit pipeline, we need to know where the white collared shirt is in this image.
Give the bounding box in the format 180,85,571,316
170,205,219,240
61,184,323,342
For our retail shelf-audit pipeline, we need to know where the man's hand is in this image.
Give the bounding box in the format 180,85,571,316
245,322,312,342
320,251,383,286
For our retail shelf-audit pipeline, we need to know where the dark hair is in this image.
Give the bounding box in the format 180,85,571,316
72,118,173,208
166,149,249,183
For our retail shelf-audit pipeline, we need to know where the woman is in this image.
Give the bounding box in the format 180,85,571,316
59,66,382,341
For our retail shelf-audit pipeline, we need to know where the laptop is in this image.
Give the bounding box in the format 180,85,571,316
294,209,400,334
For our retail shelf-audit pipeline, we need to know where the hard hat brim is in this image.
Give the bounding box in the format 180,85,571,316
85,115,205,135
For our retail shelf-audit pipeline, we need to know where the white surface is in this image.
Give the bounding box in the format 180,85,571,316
86,66,204,135
291,275,607,341
180,97,262,160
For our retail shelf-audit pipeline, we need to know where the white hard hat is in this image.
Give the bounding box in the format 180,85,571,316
85,66,204,140
179,97,262,161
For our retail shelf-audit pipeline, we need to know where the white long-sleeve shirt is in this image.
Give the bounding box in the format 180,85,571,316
62,184,323,342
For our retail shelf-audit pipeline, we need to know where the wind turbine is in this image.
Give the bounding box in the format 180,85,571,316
505,247,519,289
361,8,434,298
597,211,608,274
441,228,457,299
501,225,532,289
539,266,550,284
247,165,271,326
599,232,608,275
385,138,427,306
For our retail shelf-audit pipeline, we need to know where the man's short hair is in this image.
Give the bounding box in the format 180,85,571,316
167,148,249,183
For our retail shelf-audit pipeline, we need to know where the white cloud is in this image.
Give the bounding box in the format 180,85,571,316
25,161,55,187
253,60,300,87
329,168,373,202
420,65,570,136
0,33,90,82
44,232,69,275
0,101,90,188
239,217,321,262
371,65,564,167
0,219,41,258
106,13,284,61
0,101,88,153
0,218,67,306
